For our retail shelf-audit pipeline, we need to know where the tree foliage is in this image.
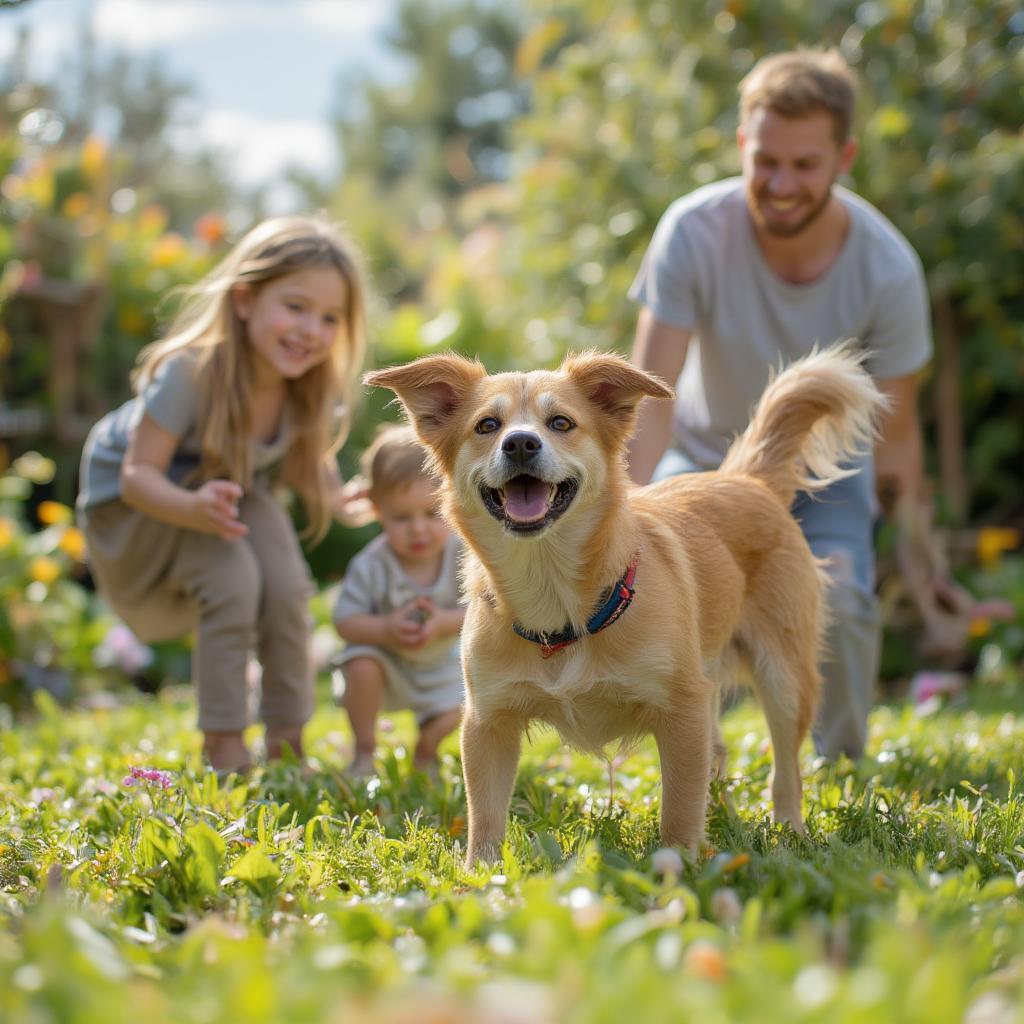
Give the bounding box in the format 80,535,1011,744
499,0,1024,519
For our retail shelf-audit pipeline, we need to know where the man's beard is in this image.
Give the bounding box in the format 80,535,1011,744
746,182,832,238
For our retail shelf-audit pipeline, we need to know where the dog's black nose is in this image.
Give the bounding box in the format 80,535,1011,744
501,430,542,467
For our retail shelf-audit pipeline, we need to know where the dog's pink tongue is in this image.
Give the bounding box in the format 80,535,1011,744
504,476,550,522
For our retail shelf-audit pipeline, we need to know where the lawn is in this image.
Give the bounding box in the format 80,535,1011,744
3,672,1024,1024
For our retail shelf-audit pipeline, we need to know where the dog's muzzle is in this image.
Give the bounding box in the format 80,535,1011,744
481,474,579,534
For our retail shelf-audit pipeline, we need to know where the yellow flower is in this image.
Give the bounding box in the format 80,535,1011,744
0,517,14,549
0,662,8,687
117,306,148,335
968,617,992,639
977,527,1021,570
137,204,169,235
58,526,86,561
62,191,91,219
29,556,61,585
80,136,107,181
150,233,187,268
37,500,73,526
23,165,56,209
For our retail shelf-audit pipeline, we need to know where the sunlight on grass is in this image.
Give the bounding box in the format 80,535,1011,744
3,682,1024,1022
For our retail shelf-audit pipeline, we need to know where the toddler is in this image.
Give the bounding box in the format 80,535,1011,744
333,425,464,775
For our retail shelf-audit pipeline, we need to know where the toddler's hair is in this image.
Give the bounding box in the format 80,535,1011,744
132,215,368,540
362,424,432,503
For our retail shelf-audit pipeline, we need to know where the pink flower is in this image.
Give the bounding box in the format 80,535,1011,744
95,624,154,675
910,671,966,705
122,765,176,790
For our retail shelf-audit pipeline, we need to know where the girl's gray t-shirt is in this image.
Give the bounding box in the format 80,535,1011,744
77,351,290,510
629,177,932,469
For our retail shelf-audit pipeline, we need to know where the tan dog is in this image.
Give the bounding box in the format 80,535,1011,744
367,346,882,864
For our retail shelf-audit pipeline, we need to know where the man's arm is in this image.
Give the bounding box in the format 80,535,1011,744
626,308,692,485
873,372,924,520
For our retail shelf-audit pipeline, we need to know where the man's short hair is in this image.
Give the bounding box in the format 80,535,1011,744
739,48,858,143
362,423,432,502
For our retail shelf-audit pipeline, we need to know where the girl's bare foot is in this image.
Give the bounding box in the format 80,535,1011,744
203,731,252,774
348,754,376,779
266,725,304,761
413,755,440,781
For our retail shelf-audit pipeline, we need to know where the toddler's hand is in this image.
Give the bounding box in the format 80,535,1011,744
191,480,248,540
413,598,448,642
405,596,435,627
384,604,427,649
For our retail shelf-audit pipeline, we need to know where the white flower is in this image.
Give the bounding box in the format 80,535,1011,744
710,886,743,925
651,847,684,879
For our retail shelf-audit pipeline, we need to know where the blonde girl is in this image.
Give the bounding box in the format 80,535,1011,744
77,216,369,773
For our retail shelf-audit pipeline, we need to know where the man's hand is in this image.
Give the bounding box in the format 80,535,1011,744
190,480,248,540
894,497,1014,659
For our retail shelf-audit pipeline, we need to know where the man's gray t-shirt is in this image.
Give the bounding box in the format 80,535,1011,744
77,351,290,510
629,177,932,469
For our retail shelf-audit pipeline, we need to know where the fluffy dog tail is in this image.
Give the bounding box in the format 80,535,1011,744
719,343,886,508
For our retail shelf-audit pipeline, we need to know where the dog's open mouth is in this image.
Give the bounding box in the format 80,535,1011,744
481,475,578,534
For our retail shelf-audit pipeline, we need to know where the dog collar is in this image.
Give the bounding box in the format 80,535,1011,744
512,555,639,658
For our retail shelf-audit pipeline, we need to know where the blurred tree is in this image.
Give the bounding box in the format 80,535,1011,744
1,26,237,234
0,23,234,492
320,0,528,317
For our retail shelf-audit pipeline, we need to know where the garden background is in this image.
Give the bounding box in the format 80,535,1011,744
2,1,1024,1021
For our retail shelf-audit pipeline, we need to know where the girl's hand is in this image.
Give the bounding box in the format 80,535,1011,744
191,480,248,540
335,476,375,527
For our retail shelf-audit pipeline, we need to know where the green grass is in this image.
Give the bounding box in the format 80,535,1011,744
3,680,1024,1023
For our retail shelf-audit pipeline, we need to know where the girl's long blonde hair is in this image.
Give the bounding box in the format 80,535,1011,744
133,215,367,541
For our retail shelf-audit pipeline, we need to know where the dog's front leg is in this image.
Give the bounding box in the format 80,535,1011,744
461,709,523,866
653,689,714,856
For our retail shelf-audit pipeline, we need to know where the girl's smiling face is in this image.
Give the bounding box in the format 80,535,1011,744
233,265,348,383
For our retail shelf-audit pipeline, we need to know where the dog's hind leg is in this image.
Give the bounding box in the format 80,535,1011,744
703,656,729,781
462,708,525,867
748,639,819,833
653,684,715,855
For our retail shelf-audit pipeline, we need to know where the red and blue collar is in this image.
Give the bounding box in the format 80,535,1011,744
512,555,639,659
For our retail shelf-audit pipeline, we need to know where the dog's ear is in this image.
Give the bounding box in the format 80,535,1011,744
561,351,674,422
364,354,486,453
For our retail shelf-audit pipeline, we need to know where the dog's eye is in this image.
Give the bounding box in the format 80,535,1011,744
475,416,501,435
548,415,575,432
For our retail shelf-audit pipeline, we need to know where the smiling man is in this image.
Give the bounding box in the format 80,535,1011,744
626,49,933,761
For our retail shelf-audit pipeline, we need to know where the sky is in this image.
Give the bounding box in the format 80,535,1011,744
0,0,404,210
